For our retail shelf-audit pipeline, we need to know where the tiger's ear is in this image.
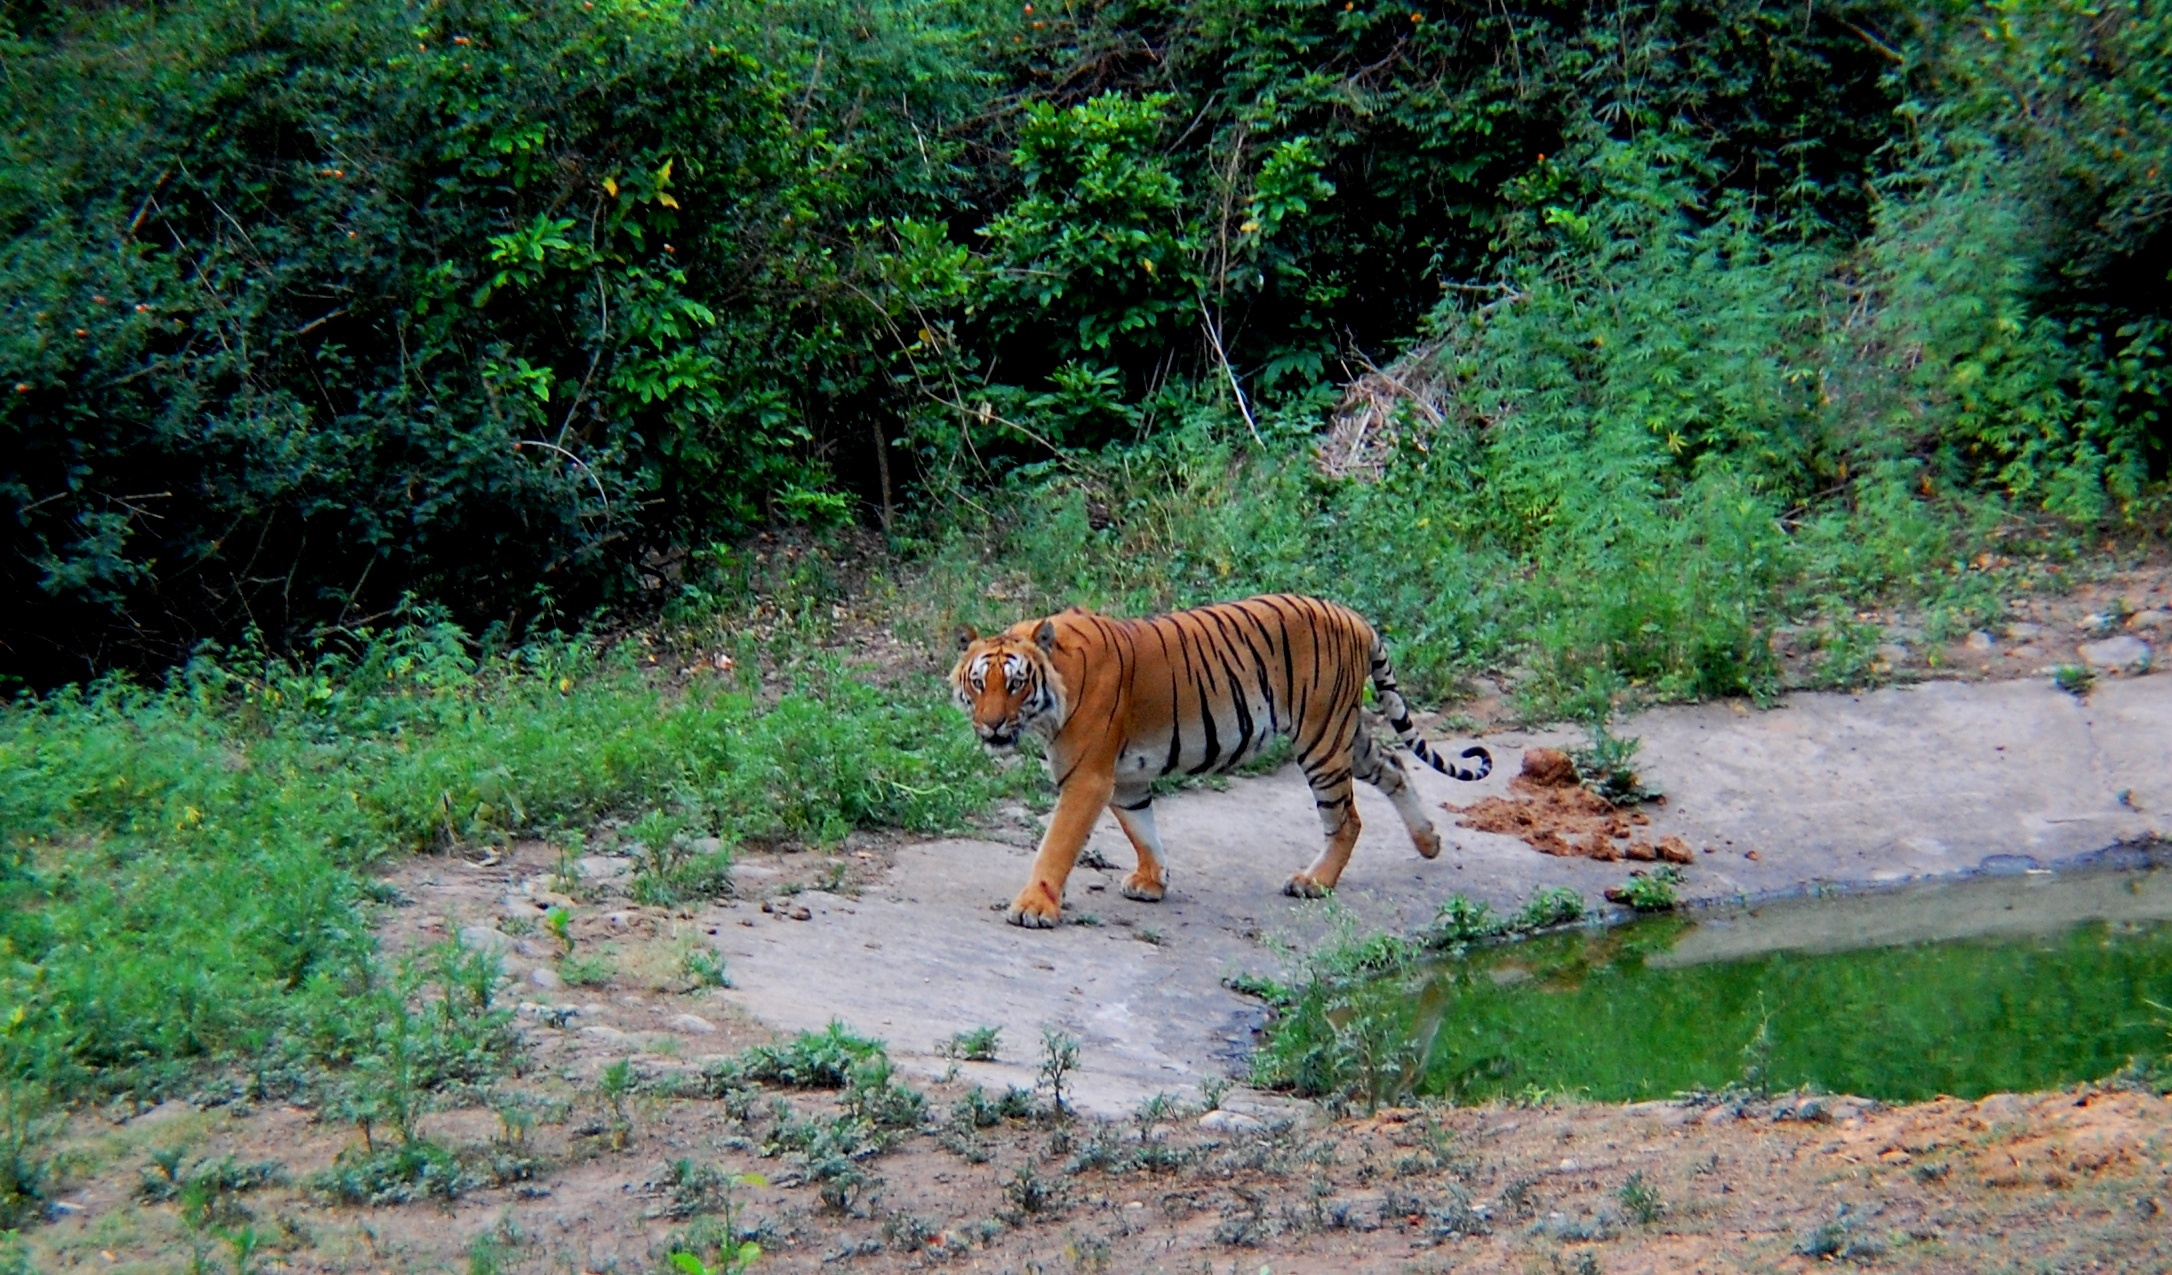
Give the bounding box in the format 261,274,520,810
954,625,978,652
1034,620,1057,652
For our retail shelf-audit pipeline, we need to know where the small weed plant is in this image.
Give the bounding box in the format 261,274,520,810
1611,868,1685,913
938,1026,1002,1062
1038,1029,1081,1116
1615,1171,1666,1225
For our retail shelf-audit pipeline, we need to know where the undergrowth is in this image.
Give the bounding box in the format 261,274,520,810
0,619,1033,1126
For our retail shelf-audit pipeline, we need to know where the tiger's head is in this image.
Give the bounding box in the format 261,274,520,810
950,619,1067,749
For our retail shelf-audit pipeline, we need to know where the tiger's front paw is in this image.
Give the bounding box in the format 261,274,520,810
1119,871,1164,902
1412,825,1443,860
1006,883,1062,928
1282,872,1331,899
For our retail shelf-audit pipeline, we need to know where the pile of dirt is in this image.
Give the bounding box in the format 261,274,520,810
1446,747,1696,863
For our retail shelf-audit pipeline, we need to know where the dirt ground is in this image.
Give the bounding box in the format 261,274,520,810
29,1006,2172,1274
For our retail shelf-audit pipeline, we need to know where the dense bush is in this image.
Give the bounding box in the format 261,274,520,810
1,0,993,681
2,0,2164,691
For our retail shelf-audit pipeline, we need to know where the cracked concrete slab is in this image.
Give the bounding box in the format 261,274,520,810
708,673,2170,1114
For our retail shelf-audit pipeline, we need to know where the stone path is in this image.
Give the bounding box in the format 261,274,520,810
707,673,2170,1114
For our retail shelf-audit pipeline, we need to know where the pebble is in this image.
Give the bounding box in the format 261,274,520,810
457,925,511,954
581,1025,633,1045
2130,608,2172,634
1198,1109,1266,1134
1874,642,1910,666
2077,634,2152,675
669,1013,718,1035
1964,630,1995,652
2003,621,2044,640
527,966,563,990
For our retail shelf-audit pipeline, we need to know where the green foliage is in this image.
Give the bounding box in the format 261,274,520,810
682,948,732,990
1037,1028,1081,1115
952,1085,1035,1129
1513,887,1590,932
736,1024,887,1090
0,621,1028,1125
307,1138,477,1207
1612,867,1686,913
1,0,995,678
1615,1171,1666,1225
0,1086,55,1231
937,1026,1001,1062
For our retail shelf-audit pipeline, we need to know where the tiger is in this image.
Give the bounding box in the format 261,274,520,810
950,593,1492,928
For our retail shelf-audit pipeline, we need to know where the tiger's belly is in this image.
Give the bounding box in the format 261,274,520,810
1125,691,1281,780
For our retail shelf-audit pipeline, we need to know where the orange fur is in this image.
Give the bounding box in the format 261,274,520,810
950,595,1491,927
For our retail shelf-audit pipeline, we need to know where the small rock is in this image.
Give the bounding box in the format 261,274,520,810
2129,608,2172,634
1519,747,1579,787
528,966,563,990
1655,835,1694,864
1874,642,1910,666
2078,612,2119,637
668,1013,718,1034
1199,1109,1266,1135
2003,621,2043,640
2077,635,2152,675
1964,630,1996,652
581,1025,633,1045
605,911,629,929
457,925,512,954
1698,1105,1740,1126
577,855,631,880
790,905,812,922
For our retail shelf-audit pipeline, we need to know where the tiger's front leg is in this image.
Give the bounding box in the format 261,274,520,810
1007,767,1116,928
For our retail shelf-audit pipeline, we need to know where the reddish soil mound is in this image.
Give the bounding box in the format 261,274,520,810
1446,747,1695,862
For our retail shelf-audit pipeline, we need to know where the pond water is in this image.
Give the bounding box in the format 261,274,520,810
1380,867,2172,1103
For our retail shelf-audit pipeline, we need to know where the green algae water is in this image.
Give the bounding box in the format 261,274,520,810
1267,867,2172,1104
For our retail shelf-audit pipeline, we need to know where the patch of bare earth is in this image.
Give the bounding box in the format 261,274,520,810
30,1061,2172,1272
1445,748,1697,866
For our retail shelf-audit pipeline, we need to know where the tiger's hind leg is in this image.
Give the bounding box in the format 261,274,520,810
1286,713,1363,899
1353,726,1442,859
1108,791,1167,902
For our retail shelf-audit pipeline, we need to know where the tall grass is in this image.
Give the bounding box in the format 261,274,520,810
0,619,1029,1104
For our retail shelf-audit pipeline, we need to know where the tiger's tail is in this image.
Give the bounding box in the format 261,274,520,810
1368,633,1492,781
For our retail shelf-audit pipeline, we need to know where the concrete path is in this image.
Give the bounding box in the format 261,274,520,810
708,674,2170,1114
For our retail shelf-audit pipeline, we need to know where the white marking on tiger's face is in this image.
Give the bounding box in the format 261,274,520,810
949,627,1064,750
